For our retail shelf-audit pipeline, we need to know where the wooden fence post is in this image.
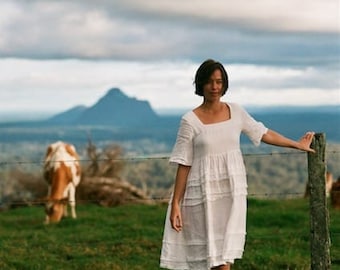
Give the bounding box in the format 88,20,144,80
307,133,331,270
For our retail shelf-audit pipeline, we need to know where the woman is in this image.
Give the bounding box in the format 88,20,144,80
160,59,315,270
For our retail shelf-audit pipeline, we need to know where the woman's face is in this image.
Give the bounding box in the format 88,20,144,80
202,69,223,101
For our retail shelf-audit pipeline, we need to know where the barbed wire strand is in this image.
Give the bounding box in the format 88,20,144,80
0,149,339,167
2,190,336,205
0,150,339,204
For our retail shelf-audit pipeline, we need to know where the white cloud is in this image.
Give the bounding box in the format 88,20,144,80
0,59,338,115
229,87,340,106
126,0,339,33
0,0,338,65
229,64,340,89
0,1,338,116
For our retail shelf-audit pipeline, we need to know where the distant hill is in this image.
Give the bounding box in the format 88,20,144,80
48,105,87,124
0,89,338,146
46,88,160,127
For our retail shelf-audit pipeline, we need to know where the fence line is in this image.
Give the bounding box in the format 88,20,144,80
0,192,308,205
3,191,340,207
0,149,339,167
0,149,339,202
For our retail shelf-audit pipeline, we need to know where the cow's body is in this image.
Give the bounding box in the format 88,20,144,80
43,141,81,224
325,172,334,197
331,177,340,210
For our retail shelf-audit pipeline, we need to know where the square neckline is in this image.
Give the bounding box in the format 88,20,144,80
192,102,232,126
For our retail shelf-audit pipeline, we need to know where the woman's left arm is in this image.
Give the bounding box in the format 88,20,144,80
261,129,315,153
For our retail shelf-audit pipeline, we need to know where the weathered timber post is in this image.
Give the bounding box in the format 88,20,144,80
307,133,330,270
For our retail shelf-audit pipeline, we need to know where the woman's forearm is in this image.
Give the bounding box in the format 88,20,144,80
261,129,315,152
262,129,298,148
172,164,191,205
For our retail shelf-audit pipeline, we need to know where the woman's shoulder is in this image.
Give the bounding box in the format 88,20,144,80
180,110,196,124
227,102,246,112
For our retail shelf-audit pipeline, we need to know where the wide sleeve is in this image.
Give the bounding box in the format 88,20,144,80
169,117,194,166
239,106,268,146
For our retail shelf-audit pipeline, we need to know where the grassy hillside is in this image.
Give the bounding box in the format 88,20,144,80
0,199,339,270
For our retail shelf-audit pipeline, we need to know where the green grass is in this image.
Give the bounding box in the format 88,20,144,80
0,199,339,270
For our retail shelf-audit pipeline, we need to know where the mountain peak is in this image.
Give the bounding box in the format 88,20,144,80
106,88,126,98
46,88,159,127
76,88,159,126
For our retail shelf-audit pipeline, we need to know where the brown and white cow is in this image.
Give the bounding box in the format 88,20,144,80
325,171,334,198
331,177,340,210
43,141,81,224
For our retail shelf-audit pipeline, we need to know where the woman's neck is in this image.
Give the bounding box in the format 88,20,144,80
200,101,224,113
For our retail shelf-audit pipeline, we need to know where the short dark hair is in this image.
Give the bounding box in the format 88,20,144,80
194,59,229,96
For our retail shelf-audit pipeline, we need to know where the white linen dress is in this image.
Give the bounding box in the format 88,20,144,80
160,103,268,270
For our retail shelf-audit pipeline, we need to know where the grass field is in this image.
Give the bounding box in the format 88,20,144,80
0,198,339,270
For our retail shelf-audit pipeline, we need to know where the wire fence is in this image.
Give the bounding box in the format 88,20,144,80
0,149,339,216
1,148,339,166
0,149,339,200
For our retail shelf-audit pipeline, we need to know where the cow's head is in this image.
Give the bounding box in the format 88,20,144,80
44,198,68,224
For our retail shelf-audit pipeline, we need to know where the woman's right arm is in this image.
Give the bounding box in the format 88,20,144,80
170,164,191,232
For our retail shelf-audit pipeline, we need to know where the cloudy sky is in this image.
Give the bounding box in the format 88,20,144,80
0,0,339,119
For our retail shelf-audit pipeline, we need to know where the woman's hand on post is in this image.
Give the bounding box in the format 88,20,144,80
298,131,315,153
